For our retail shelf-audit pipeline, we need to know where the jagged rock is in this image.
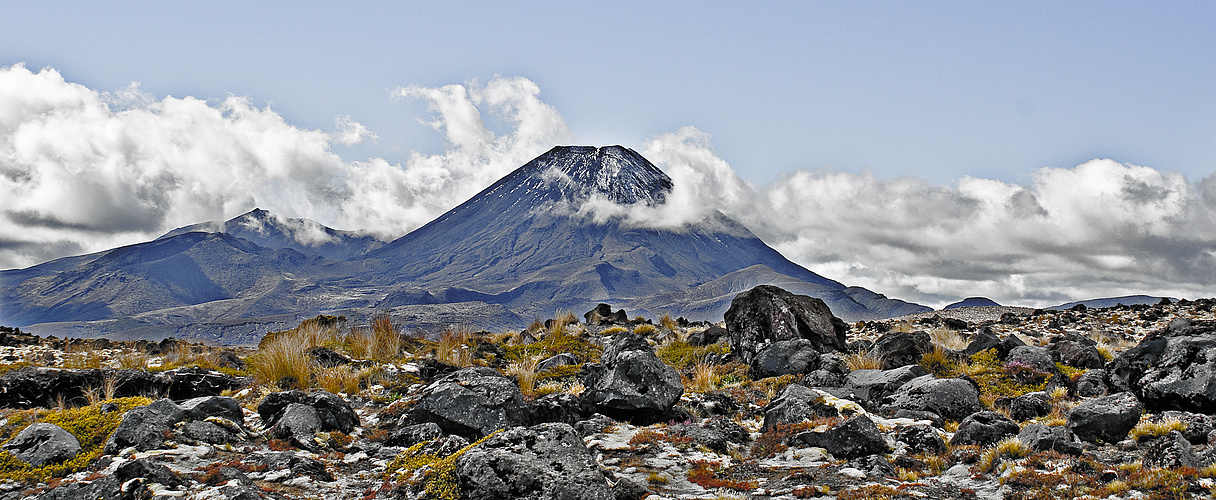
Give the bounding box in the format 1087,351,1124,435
585,304,628,325
1075,369,1109,397
1007,392,1052,421
871,331,933,370
180,396,245,425
259,451,334,482
2,423,80,466
1067,392,1143,444
794,415,889,459
270,403,321,448
536,353,578,372
386,422,444,447
405,367,531,439
803,370,845,388
1018,423,1083,456
848,454,898,479
1006,346,1056,374
306,346,353,367
844,365,928,405
214,350,246,371
182,420,236,445
885,375,983,421
578,334,683,424
1157,411,1214,445
414,358,460,382
950,411,1020,446
895,424,947,454
964,330,1028,360
761,384,840,431
116,458,186,488
1108,319,1216,412
666,417,749,454
611,476,651,500
574,413,617,437
35,476,122,500
752,339,821,378
455,422,613,500
530,392,587,425
104,398,187,453
724,285,849,365
1048,335,1105,369
1143,430,1199,469
680,391,739,417
162,366,246,400
687,325,726,347
257,390,358,433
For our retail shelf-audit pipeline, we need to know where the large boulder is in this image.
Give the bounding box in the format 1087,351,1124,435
884,375,983,421
871,331,933,370
180,396,245,425
455,423,613,500
579,334,683,424
724,285,848,365
751,339,821,378
895,424,947,454
257,390,358,433
2,423,80,466
761,384,840,431
104,398,187,453
1143,431,1199,469
1048,335,1105,369
1066,391,1143,444
950,411,1019,447
1107,319,1216,413
1017,423,1083,456
584,304,628,326
269,403,322,450
962,329,1026,359
793,415,890,459
405,367,531,440
844,365,928,405
1006,392,1052,421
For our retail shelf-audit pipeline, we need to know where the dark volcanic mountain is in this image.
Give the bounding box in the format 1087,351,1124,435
0,145,929,343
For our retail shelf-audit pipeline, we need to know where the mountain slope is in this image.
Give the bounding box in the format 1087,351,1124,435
1,145,931,339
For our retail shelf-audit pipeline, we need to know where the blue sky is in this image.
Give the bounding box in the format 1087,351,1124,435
3,2,1216,307
5,2,1213,185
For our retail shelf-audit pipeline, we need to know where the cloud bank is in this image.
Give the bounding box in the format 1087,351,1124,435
1,64,1212,308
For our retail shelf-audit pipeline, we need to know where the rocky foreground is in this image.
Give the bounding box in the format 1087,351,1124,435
1,285,1215,499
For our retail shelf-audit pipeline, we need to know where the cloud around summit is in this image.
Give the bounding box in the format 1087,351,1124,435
1,65,1213,308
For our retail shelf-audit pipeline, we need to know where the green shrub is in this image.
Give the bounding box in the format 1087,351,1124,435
0,397,152,482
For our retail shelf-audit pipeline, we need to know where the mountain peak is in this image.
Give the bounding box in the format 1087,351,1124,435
535,145,673,205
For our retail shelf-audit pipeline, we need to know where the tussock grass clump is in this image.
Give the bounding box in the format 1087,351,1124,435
844,349,883,371
659,314,679,331
247,325,323,389
633,324,657,336
345,315,403,362
689,362,717,393
928,327,969,350
1130,417,1187,442
316,366,362,395
655,340,730,371
505,356,542,397
978,436,1029,472
436,327,477,368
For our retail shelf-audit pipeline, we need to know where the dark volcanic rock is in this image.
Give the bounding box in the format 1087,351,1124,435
724,285,849,365
386,422,444,448
751,339,821,378
257,390,358,433
1006,346,1056,375
306,346,353,367
687,325,727,347
1075,369,1109,398
104,398,186,453
270,403,322,449
1018,423,1083,456
844,365,927,405
871,331,933,370
950,411,1019,447
2,423,80,466
584,304,629,326
1048,335,1105,369
1108,319,1216,413
1007,392,1052,421
1143,430,1199,469
536,353,578,372
1157,411,1214,445
761,384,840,431
885,375,982,421
895,424,947,454
405,367,531,439
455,423,613,500
1066,391,1143,444
259,451,334,482
180,395,245,425
579,334,683,424
794,415,890,459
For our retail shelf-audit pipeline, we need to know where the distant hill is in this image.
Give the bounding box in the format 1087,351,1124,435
1048,295,1172,310
944,297,1001,309
0,145,931,343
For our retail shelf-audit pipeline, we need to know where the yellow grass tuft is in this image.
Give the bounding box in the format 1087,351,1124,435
436,327,476,368
845,349,884,371
505,355,542,397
